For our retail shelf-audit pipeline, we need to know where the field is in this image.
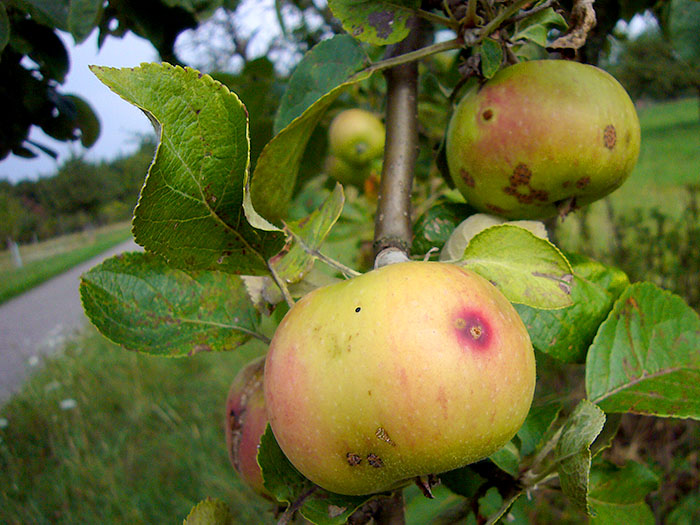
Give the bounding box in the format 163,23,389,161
0,222,132,305
0,98,698,523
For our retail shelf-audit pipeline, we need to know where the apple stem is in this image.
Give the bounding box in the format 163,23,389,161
372,17,428,264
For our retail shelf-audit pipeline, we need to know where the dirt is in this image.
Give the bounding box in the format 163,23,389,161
0,239,140,403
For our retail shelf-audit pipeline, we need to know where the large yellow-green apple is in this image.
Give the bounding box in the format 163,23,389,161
446,60,641,219
225,356,271,498
264,261,535,496
328,108,385,166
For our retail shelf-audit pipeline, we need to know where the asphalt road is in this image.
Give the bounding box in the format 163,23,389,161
0,239,141,403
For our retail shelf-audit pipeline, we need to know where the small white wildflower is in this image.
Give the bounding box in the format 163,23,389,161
0,417,8,429
59,399,77,410
28,356,40,367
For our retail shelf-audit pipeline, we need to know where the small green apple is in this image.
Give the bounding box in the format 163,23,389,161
328,108,385,166
446,60,641,219
225,356,271,498
264,261,535,496
323,154,371,187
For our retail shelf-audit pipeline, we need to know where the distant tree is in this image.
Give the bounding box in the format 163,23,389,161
606,30,697,101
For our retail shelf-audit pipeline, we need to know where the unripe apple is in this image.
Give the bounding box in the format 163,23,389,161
264,261,535,496
323,154,372,187
446,60,641,219
328,108,385,166
225,356,270,498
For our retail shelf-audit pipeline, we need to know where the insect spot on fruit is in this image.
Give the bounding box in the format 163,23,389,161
460,169,476,187
375,427,396,446
576,176,591,189
454,310,491,350
603,124,617,149
532,189,549,202
482,109,494,121
346,453,362,466
355,307,361,313
486,203,507,214
367,454,384,468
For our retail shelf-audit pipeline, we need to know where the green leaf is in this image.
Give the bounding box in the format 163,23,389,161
80,252,262,356
586,282,700,418
555,400,606,513
489,441,520,476
91,63,285,275
183,497,235,525
274,183,345,284
588,461,659,524
274,34,370,134
458,224,573,309
258,425,374,524
68,0,102,43
13,0,70,30
411,200,476,256
669,0,700,67
251,36,371,223
517,401,561,456
0,4,9,53
515,254,630,363
439,465,486,499
328,0,420,45
64,94,101,147
512,7,568,47
479,38,503,79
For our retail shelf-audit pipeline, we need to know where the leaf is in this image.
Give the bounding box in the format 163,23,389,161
588,460,659,524
64,94,101,147
183,497,235,525
258,425,374,524
251,36,371,223
328,0,420,45
458,224,573,309
14,0,70,30
411,201,476,256
669,0,700,67
586,282,700,419
0,4,9,53
512,7,568,47
91,63,285,275
273,183,345,284
517,401,562,456
80,252,262,356
554,400,606,513
68,0,102,43
515,253,630,363
479,38,503,79
489,441,520,476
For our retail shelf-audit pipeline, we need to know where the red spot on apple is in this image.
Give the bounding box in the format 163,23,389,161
454,310,491,351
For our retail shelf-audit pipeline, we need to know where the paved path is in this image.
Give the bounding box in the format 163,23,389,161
0,239,141,403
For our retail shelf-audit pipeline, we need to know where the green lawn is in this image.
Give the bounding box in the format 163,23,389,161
0,328,274,524
0,223,132,305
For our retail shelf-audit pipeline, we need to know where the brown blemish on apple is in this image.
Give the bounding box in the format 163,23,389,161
460,169,476,187
454,310,491,350
367,453,384,468
346,452,362,466
576,176,591,189
482,109,494,121
486,203,507,214
375,427,396,446
603,124,616,149
510,164,532,186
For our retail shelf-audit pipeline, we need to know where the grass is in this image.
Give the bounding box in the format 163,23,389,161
0,327,275,524
0,223,132,305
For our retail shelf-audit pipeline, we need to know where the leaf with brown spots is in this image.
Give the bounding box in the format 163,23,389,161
328,0,420,45
548,0,596,51
586,282,700,419
80,252,262,356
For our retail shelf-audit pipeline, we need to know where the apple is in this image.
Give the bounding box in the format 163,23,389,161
264,261,535,496
225,356,270,498
328,108,385,167
323,154,372,187
446,60,641,219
